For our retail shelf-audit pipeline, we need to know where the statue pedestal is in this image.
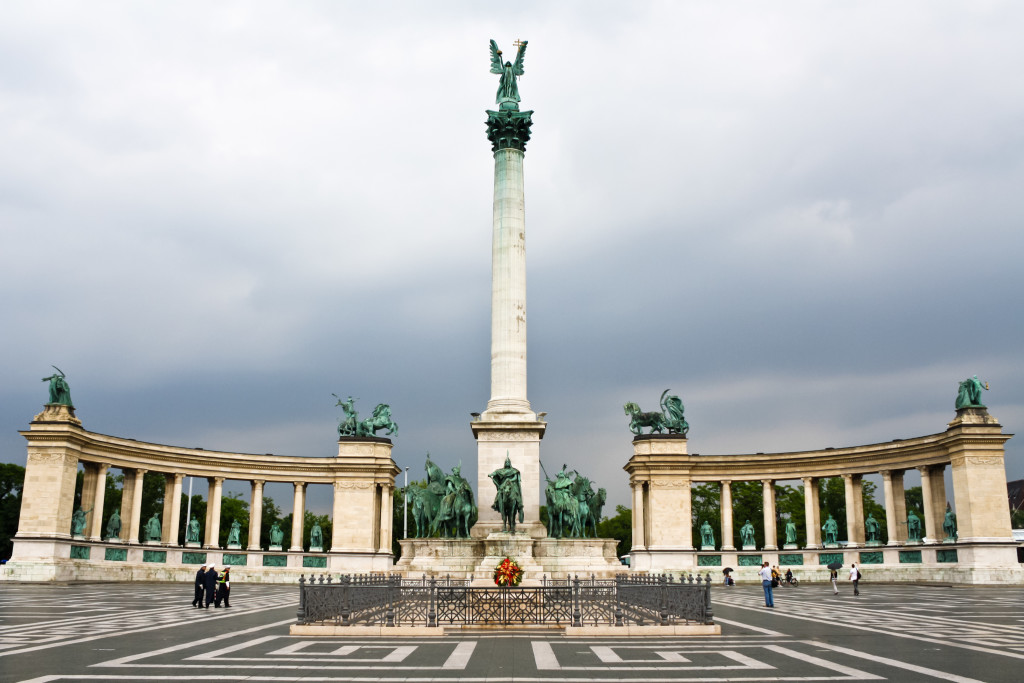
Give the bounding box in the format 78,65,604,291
701,545,716,552
185,542,201,549
865,541,882,547
269,545,283,552
310,545,323,553
823,543,840,549
143,541,161,546
71,534,84,541
943,537,957,544
471,417,547,539
742,545,757,551
905,539,922,546
226,543,241,550
783,543,798,550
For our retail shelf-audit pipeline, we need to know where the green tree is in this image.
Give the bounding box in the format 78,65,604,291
596,504,631,558
0,464,26,560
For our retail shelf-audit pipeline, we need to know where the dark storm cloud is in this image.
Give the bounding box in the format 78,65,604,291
2,2,1022,515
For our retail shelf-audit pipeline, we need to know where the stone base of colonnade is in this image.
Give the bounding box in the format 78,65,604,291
0,537,391,584
395,533,623,583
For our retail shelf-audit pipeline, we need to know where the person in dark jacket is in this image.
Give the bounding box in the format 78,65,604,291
204,565,219,608
215,567,231,608
192,563,207,607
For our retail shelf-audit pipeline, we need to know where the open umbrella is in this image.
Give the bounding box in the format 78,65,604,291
827,561,843,570
722,567,734,574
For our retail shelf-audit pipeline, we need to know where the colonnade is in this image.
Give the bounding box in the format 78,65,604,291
11,404,399,576
625,406,1017,577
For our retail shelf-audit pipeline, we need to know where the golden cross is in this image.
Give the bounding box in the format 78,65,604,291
514,39,525,49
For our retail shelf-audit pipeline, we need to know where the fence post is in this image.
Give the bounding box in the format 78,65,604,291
296,574,306,624
659,574,668,626
428,575,437,627
572,574,582,627
341,574,351,626
704,572,713,624
614,574,623,627
386,575,397,627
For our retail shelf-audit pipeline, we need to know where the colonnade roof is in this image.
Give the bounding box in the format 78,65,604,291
22,421,398,483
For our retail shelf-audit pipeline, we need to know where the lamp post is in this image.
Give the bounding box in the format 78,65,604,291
403,466,409,539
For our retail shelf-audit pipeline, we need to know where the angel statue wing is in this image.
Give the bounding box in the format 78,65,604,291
489,39,504,74
512,40,528,76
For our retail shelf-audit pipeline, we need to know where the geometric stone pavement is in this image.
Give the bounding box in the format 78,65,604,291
2,582,1023,682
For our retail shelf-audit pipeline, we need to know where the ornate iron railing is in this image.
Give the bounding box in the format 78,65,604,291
296,572,713,627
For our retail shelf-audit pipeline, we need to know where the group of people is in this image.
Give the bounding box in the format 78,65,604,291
758,562,861,607
829,563,862,595
192,564,230,608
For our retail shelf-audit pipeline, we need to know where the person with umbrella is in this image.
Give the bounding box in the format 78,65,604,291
722,567,734,587
827,561,842,595
758,561,774,608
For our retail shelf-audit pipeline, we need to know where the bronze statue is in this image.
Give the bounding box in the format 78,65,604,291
700,520,715,547
41,366,73,407
269,521,284,547
624,390,689,436
105,510,121,540
822,514,839,545
489,39,528,110
542,463,580,538
310,522,323,549
227,519,241,546
907,510,922,541
865,514,881,542
489,454,524,533
740,520,756,547
785,520,798,545
186,515,201,543
333,394,359,436
955,376,988,410
431,463,476,538
71,507,90,536
943,506,957,540
407,454,446,537
144,513,161,542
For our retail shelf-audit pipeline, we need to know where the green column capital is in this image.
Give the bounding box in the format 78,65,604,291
486,109,534,153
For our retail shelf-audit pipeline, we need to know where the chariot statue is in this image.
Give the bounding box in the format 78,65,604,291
624,389,689,436
333,394,397,438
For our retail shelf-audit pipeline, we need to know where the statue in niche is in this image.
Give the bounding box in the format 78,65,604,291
186,515,201,543
269,521,284,547
865,514,881,542
105,510,121,540
943,506,957,540
822,514,839,545
785,520,798,545
310,522,323,549
955,376,988,410
144,513,161,542
71,507,90,536
41,366,74,407
907,510,922,542
740,520,756,547
699,521,715,547
489,453,524,533
489,39,528,109
227,519,241,546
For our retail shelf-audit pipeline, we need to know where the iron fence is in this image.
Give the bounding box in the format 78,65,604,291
296,572,713,627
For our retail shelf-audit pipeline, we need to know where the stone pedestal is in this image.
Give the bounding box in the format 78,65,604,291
624,435,694,572
185,542,201,549
701,545,716,552
471,418,546,539
783,543,798,550
227,543,242,550
269,545,282,552
310,545,323,553
742,545,757,551
329,438,400,572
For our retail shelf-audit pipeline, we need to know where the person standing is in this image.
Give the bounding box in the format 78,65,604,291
204,564,219,608
192,563,207,607
850,563,860,596
830,568,839,594
758,561,774,608
216,568,231,608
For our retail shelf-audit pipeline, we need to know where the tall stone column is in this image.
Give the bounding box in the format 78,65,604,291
721,481,735,551
127,469,146,544
205,477,224,548
881,470,903,545
249,480,264,551
379,485,393,552
630,483,645,550
472,103,547,538
79,463,100,536
803,477,821,548
762,479,777,550
290,482,306,552
929,465,948,535
919,466,938,544
842,474,864,547
88,464,109,541
162,473,183,545
947,407,1014,547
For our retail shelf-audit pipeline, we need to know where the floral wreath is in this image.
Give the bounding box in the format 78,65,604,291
493,556,523,587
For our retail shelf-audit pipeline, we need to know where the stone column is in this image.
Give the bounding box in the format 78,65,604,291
919,466,938,544
881,470,904,545
162,473,183,545
16,446,80,540
762,479,777,550
79,463,100,536
630,483,645,550
947,408,1014,545
843,474,865,547
803,477,821,548
929,465,948,536
379,484,393,553
127,469,146,544
88,464,109,541
290,482,306,552
248,480,264,551
720,481,735,550
205,477,224,548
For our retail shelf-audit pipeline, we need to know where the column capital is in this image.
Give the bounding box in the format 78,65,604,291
720,479,732,486
251,479,265,487
801,476,815,485
135,468,148,475
486,109,534,152
761,478,774,486
173,472,185,482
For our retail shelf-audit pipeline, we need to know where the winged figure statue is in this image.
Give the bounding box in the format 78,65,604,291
490,39,528,109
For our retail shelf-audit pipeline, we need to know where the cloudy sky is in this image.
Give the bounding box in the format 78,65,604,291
2,2,1022,518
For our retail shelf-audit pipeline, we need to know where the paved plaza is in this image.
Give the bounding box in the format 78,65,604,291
1,581,1023,682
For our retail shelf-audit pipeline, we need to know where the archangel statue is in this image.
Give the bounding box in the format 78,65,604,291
490,39,528,110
